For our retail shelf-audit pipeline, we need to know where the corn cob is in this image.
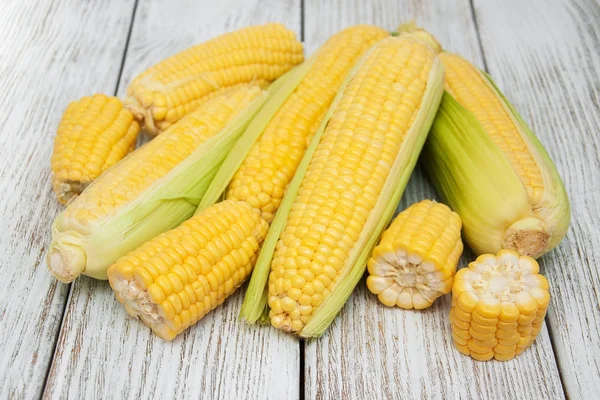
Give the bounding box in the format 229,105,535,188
51,94,139,205
124,23,304,135
450,250,550,361
47,85,268,282
366,200,463,310
422,51,570,258
241,33,445,336
108,200,268,340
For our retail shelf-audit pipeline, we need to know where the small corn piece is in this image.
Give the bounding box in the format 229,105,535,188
366,200,463,310
48,85,269,282
124,23,304,135
51,94,139,205
241,33,445,336
224,25,389,223
423,51,570,258
108,200,269,340
450,250,550,361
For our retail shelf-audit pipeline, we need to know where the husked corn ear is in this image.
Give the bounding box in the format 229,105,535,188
108,200,269,340
226,25,389,223
51,94,139,205
423,51,570,259
125,23,304,135
48,85,269,282
243,33,444,336
450,250,550,361
367,200,463,309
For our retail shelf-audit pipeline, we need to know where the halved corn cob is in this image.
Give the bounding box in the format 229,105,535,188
197,25,389,219
108,200,268,340
367,200,463,309
47,85,268,282
124,23,304,135
450,250,550,361
422,51,570,258
242,33,445,336
51,94,139,205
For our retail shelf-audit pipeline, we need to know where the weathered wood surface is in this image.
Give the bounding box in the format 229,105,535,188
473,0,600,398
303,0,565,399
43,1,302,399
1,0,599,398
0,0,135,398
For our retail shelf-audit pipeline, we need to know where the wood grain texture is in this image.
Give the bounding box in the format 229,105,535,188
303,1,565,399
473,0,600,397
0,0,135,397
44,1,302,398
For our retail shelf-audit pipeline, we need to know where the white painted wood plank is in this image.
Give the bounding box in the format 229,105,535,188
303,1,565,399
0,0,135,397
44,1,301,398
473,0,600,397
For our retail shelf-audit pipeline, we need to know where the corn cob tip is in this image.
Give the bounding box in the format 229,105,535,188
47,243,86,283
396,22,441,54
503,217,550,259
52,178,89,206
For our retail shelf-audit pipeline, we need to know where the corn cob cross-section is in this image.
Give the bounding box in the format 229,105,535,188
51,94,139,205
48,85,268,282
367,200,463,310
108,200,268,340
423,50,570,259
450,250,550,361
124,23,304,135
240,33,445,337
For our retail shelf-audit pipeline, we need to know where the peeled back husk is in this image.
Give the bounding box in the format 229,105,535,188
423,82,570,259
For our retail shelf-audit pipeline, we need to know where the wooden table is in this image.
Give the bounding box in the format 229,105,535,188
1,0,598,398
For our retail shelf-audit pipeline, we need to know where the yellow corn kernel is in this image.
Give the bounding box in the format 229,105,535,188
366,200,463,309
51,94,139,205
226,25,389,223
125,23,304,135
108,200,268,340
265,33,445,336
449,250,550,361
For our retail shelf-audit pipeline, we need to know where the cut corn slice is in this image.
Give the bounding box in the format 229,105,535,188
108,200,269,340
450,250,550,361
47,85,270,282
124,23,304,135
51,94,139,204
367,200,463,309
241,32,445,336
423,51,570,258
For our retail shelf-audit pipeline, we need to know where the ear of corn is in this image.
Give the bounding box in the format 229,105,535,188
366,200,463,309
197,25,390,218
51,94,140,205
107,200,268,341
47,85,270,282
124,23,304,136
450,250,550,361
423,52,570,258
241,33,445,336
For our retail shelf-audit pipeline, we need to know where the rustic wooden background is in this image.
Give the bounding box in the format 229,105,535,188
0,0,598,398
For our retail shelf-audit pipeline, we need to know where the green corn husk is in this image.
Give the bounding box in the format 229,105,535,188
422,66,570,259
241,34,446,337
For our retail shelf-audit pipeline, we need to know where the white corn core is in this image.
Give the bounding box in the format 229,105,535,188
369,249,448,309
460,251,541,303
110,276,172,340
